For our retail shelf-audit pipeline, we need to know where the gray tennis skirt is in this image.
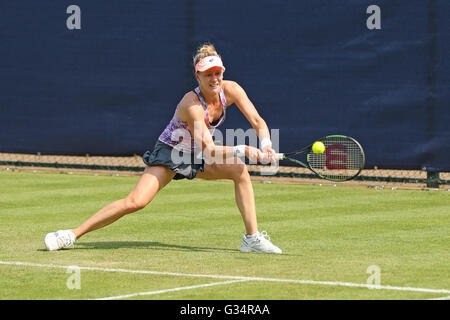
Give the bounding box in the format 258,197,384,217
142,140,205,180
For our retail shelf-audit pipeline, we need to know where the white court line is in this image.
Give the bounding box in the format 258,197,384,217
94,279,250,300
427,295,450,300
1,260,449,295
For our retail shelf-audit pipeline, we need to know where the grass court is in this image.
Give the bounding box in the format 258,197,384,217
0,170,449,300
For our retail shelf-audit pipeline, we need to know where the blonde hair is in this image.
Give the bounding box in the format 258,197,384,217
193,43,222,69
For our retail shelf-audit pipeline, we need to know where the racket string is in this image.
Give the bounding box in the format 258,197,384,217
307,136,364,181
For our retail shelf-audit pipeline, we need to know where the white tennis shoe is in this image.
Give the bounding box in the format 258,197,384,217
44,230,76,251
240,231,282,254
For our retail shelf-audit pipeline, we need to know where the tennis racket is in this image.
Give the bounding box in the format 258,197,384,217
275,135,365,182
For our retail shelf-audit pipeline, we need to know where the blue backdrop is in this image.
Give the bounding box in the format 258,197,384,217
1,0,449,171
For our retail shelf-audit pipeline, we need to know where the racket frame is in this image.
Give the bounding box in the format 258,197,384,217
276,135,365,182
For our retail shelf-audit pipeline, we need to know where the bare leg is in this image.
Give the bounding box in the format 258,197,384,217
196,160,258,235
72,165,175,239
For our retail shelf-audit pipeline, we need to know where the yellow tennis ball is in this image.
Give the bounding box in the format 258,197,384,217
312,141,325,154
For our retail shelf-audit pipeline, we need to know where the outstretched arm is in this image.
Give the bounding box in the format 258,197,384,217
177,92,264,163
225,81,276,157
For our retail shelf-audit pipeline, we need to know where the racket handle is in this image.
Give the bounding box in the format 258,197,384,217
274,153,285,160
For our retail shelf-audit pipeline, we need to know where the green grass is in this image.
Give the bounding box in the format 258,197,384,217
0,170,449,300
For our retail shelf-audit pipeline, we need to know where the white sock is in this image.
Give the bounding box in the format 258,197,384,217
245,231,259,239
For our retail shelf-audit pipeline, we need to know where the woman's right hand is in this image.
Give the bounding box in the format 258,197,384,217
246,146,277,164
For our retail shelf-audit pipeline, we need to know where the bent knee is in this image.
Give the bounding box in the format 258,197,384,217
123,195,150,213
230,163,251,183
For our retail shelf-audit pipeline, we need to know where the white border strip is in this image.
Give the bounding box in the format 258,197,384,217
427,295,450,300
94,279,250,300
1,260,449,295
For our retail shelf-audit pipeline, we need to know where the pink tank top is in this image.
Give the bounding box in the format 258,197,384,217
158,87,227,153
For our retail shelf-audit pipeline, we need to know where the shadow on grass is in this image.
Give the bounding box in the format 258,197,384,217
74,241,239,253
70,241,300,256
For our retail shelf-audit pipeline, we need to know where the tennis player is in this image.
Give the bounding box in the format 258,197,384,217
44,43,282,254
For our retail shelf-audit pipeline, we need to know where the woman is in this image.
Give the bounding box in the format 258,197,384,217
45,44,282,254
